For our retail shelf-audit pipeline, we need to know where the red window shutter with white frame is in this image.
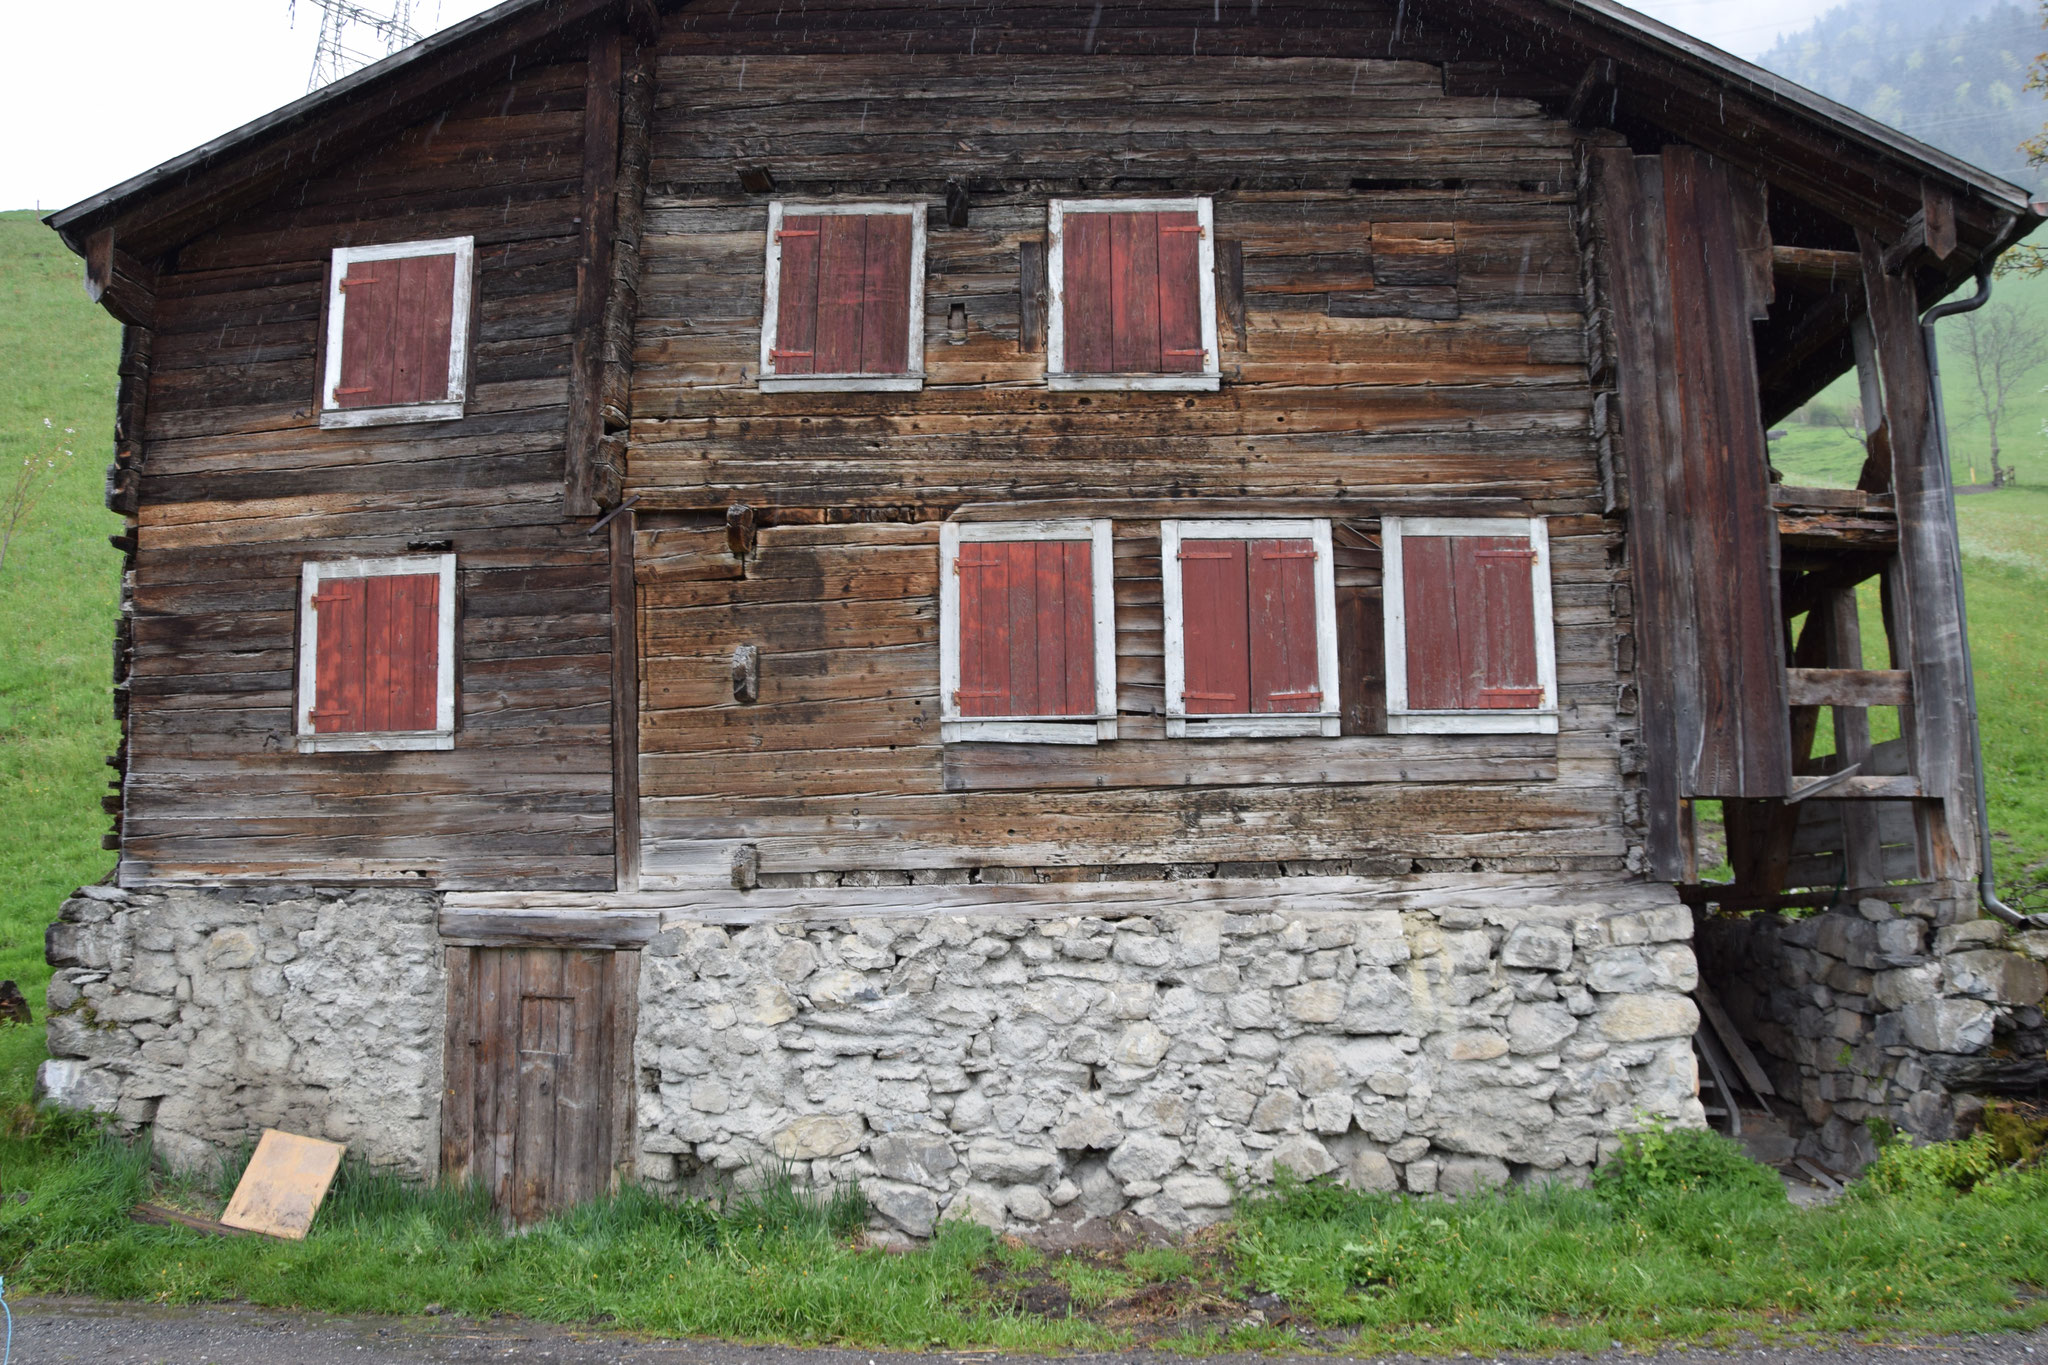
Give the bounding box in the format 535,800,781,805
311,571,441,734
1247,538,1323,713
333,251,458,409
1061,209,1207,376
955,540,1095,717
1398,532,1544,711
770,210,916,377
1177,535,1325,717
1178,539,1250,714
1165,520,1335,742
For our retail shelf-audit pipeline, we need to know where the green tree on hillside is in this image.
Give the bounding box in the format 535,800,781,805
1953,299,2048,484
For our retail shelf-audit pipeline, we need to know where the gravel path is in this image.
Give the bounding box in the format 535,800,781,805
8,1299,2048,1365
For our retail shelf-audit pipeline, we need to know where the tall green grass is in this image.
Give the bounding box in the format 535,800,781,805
1227,1143,2048,1353
0,208,121,1102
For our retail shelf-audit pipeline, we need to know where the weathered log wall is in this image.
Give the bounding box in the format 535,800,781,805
626,1,1635,887
123,57,617,889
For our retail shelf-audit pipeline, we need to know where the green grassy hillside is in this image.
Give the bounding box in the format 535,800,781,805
0,208,121,1099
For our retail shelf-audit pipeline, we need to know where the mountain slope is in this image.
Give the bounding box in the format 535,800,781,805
1756,0,2044,192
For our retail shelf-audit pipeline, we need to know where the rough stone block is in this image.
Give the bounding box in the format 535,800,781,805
774,1114,867,1161
941,1184,1008,1230
1507,1002,1576,1055
1107,1132,1184,1184
1349,1149,1400,1192
1596,994,1698,1042
1052,1105,1123,1151
1501,925,1573,971
1267,1134,1337,1179
1934,919,2005,956
1387,1136,1431,1164
1898,998,1997,1055
871,1131,959,1185
34,1058,120,1113
1439,1154,1511,1196
1944,951,2047,1007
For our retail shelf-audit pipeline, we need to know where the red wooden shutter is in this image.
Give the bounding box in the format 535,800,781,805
859,214,914,374
1063,210,1205,375
957,540,1093,718
1248,538,1321,713
1179,540,1250,714
1401,535,1466,709
1401,534,1541,710
772,214,823,375
1155,211,1206,373
335,252,457,408
1459,537,1542,709
815,214,870,374
314,572,440,733
312,577,367,732
1062,213,1116,373
774,212,915,376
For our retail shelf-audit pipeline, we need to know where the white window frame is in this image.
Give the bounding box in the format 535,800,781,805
939,519,1117,745
1047,197,1220,392
759,201,927,392
319,236,475,429
1381,516,1558,736
296,553,458,753
1161,519,1340,739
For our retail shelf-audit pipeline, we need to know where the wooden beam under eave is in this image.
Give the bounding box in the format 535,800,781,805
66,0,631,262
83,228,156,328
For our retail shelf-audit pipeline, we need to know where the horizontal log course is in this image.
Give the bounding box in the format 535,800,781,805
1785,667,1912,707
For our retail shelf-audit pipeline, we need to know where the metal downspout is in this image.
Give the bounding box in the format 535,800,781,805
1918,266,2047,928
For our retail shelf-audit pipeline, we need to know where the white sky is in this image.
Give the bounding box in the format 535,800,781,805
0,0,1850,214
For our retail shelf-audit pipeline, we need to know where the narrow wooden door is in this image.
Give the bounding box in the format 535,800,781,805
442,946,637,1224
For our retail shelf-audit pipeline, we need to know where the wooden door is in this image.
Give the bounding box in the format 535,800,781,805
441,946,637,1224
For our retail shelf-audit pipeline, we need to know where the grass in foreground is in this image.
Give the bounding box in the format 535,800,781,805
4,1119,2048,1352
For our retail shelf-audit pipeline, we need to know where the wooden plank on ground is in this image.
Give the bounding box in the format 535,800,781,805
219,1129,346,1240
1694,979,1776,1097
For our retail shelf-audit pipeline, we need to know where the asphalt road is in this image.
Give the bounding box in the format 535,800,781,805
9,1300,2048,1365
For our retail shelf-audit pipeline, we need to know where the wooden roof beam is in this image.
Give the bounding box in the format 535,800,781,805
52,0,641,262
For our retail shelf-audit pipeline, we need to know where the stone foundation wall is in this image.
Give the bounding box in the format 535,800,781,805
38,884,445,1178
634,879,1705,1239
1698,898,2048,1172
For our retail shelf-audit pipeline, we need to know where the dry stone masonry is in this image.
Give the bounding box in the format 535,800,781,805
38,884,444,1177
1698,897,2048,1172
40,877,1706,1234
632,879,1705,1238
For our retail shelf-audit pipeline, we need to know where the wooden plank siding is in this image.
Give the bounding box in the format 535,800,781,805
620,4,1631,888
121,55,618,889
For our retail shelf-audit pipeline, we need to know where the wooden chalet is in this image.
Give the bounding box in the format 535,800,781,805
40,0,2043,1220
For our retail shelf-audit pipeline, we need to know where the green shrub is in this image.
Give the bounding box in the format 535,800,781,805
1858,1130,2003,1197
1337,1215,1455,1288
1592,1123,1784,1203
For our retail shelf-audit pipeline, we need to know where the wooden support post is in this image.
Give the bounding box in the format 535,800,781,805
609,509,641,891
1849,314,1892,494
1825,587,1885,888
1590,147,1695,881
1859,229,1975,884
565,29,626,517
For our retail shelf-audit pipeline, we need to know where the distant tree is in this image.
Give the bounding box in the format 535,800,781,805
1951,298,2048,485
2002,1,2048,274
0,420,69,576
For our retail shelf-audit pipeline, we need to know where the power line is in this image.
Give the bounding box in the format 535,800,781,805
290,0,439,90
